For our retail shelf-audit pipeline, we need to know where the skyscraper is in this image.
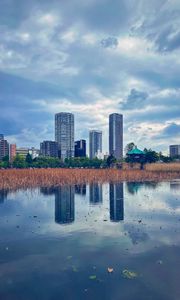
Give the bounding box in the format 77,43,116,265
75,140,86,157
109,113,123,160
0,135,9,160
89,130,102,159
55,112,74,160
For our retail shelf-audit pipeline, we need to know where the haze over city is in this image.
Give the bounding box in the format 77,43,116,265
0,0,180,153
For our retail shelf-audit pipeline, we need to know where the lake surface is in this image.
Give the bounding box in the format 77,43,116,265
0,181,180,300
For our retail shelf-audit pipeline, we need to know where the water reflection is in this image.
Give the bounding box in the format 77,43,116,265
109,183,124,222
55,186,75,225
0,181,180,300
0,189,8,204
126,181,158,194
170,180,180,191
89,183,103,205
75,184,86,195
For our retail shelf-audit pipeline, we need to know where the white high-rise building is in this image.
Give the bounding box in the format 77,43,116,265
55,112,74,160
89,130,102,159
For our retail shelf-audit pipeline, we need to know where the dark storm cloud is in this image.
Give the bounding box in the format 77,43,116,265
0,0,180,151
161,123,180,137
121,89,148,110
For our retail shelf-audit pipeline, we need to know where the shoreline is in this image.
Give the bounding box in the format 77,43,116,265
0,167,180,191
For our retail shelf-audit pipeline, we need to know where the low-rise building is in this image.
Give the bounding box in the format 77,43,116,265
75,140,86,157
169,145,180,158
16,148,29,158
40,141,58,158
10,144,16,161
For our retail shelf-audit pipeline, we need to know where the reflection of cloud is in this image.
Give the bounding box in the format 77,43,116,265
101,37,118,48
125,224,149,245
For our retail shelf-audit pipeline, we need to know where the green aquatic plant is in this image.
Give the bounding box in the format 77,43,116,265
122,269,138,279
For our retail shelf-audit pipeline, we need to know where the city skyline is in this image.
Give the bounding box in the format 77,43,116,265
0,1,180,154
0,109,179,159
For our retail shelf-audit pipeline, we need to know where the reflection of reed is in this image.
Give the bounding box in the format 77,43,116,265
0,189,8,204
75,184,86,195
0,167,180,191
170,181,180,191
109,183,124,222
55,186,75,225
89,183,102,205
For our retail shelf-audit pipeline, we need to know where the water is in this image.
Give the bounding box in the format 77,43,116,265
0,181,180,300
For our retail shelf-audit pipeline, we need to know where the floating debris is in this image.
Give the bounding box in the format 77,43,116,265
72,266,78,272
156,260,163,265
107,267,114,273
122,269,138,279
89,275,97,280
67,256,73,260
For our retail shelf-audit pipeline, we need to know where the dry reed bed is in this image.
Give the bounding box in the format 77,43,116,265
0,166,180,191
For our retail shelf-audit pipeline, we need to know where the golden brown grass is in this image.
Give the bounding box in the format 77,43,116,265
0,164,180,191
145,162,180,172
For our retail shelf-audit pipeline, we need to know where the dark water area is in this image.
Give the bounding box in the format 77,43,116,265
0,181,180,300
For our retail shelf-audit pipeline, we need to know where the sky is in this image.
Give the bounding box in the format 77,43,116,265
0,0,180,154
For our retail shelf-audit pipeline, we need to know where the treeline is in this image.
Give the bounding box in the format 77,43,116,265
0,154,106,169
0,149,178,169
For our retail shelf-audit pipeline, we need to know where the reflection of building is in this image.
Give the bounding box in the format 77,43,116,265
75,184,86,195
0,190,8,204
40,187,58,196
75,140,86,157
109,183,124,222
109,113,123,160
55,112,74,160
169,145,180,158
89,130,102,159
40,141,58,157
55,186,75,224
89,183,102,205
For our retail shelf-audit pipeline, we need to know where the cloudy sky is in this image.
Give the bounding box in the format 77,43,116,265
0,0,180,154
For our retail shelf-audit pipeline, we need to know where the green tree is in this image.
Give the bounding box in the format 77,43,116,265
106,154,116,168
125,142,135,154
144,149,159,163
26,153,33,165
13,155,27,168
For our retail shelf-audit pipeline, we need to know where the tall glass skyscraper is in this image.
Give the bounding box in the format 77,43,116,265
89,130,102,159
55,112,74,160
109,113,123,160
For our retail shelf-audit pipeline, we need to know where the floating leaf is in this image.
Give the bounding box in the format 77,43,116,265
107,267,114,273
122,269,138,279
72,266,78,272
157,260,163,265
67,256,73,260
89,275,97,280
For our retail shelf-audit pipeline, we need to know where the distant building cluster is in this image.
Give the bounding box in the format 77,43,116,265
0,111,179,162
